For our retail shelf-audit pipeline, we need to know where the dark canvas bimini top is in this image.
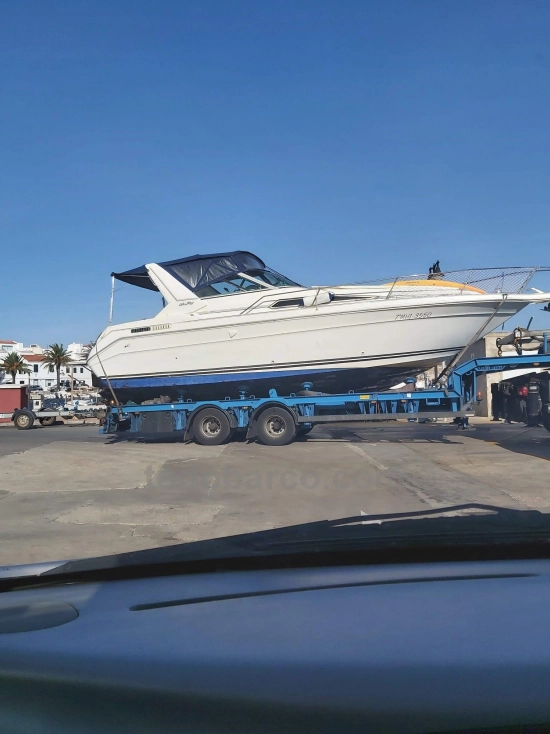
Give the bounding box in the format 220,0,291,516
112,251,266,293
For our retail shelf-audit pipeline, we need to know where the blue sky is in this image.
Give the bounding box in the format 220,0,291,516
2,0,550,346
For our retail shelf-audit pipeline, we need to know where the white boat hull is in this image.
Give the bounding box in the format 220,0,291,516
88,293,537,401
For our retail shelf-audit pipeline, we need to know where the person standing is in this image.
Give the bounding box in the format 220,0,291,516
490,382,502,421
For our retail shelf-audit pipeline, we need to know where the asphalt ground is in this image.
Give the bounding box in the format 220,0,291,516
1,418,549,565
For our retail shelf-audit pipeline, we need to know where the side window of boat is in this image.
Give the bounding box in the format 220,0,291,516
271,298,305,308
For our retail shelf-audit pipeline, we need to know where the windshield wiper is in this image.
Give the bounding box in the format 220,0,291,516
3,504,550,591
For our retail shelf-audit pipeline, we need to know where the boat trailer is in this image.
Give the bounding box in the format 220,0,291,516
11,395,106,430
96,352,550,446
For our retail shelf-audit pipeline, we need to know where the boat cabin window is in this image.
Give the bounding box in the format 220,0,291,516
271,298,305,308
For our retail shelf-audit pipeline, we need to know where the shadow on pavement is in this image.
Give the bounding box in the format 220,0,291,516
104,433,189,445
101,421,550,461
306,421,550,462
309,424,462,445
465,423,550,463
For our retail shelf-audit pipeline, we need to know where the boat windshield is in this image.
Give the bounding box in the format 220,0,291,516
195,275,266,298
244,269,301,287
195,269,299,298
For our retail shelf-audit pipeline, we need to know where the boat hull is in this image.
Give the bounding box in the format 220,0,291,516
89,294,534,403
93,348,457,403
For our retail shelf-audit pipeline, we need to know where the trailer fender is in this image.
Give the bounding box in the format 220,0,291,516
246,401,299,440
185,404,238,441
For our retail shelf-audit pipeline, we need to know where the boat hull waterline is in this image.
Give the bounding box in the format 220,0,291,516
94,353,457,403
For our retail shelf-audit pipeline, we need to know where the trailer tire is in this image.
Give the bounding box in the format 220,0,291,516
542,406,550,433
39,416,57,427
256,407,297,446
192,408,232,446
14,411,35,430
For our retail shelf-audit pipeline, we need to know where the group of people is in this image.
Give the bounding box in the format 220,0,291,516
490,381,524,424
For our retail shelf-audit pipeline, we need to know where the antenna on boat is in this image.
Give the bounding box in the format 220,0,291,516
109,275,115,324
428,261,444,280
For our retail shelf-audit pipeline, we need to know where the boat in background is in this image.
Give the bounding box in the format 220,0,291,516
86,252,550,403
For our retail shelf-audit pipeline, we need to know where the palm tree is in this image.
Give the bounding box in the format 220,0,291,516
42,343,72,390
0,352,31,384
80,340,96,360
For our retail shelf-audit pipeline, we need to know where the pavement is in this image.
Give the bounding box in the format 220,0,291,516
0,419,549,565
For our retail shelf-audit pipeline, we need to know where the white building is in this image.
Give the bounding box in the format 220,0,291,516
0,340,94,388
25,355,94,389
21,354,56,387
63,343,94,387
68,343,86,359
0,340,23,353
23,344,45,355
60,361,94,388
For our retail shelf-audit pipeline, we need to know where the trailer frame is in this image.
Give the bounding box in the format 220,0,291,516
95,352,550,446
11,399,107,430
11,407,79,430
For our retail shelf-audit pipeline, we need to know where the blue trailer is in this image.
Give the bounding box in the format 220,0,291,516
99,351,550,446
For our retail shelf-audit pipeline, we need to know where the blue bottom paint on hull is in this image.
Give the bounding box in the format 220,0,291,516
96,362,438,403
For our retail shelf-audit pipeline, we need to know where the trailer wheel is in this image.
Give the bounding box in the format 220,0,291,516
14,411,35,430
192,408,232,446
542,406,550,433
256,407,297,446
39,416,56,427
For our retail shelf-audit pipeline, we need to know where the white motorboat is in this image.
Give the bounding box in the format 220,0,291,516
86,252,550,403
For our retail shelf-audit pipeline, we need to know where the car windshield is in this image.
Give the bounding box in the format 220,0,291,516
2,2,550,580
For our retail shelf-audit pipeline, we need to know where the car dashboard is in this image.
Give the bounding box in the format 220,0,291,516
1,559,550,733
